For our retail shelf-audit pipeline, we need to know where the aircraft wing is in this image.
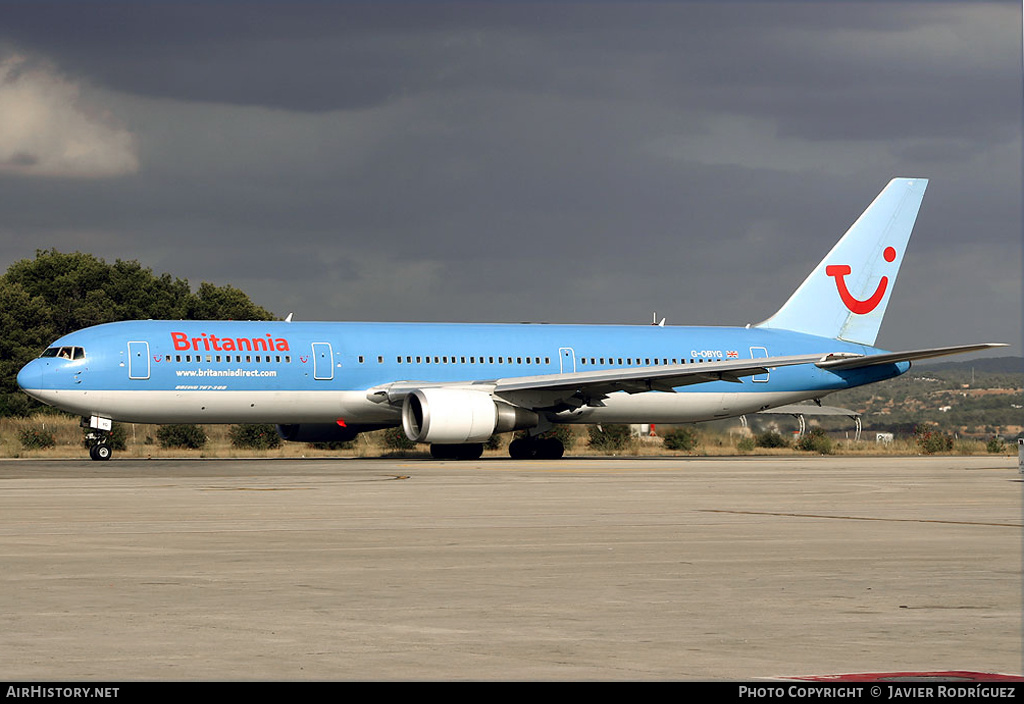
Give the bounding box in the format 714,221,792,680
372,344,1008,412
372,353,830,411
815,343,1008,371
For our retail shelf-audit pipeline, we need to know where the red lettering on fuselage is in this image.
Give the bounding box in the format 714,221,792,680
170,332,290,352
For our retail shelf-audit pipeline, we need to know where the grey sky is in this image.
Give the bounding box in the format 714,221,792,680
0,2,1019,353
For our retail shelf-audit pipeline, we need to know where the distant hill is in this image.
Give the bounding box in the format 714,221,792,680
917,356,1022,374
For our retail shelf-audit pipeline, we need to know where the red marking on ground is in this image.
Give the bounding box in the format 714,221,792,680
790,671,1022,682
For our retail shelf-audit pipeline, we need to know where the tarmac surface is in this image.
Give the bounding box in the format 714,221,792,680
0,454,1020,681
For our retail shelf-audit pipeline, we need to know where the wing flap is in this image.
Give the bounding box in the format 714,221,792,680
492,353,831,410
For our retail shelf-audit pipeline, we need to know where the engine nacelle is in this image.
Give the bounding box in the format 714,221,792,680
402,388,538,444
276,423,386,444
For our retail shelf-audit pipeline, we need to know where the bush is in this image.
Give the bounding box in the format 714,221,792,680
914,426,953,454
736,436,755,453
754,430,789,449
309,440,355,451
381,426,416,451
514,425,574,449
19,427,55,449
229,424,282,450
986,437,1005,454
587,424,633,453
662,427,699,451
796,427,833,455
157,424,207,449
82,422,127,451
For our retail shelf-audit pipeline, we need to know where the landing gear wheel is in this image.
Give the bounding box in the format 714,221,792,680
508,438,536,460
508,437,564,460
89,443,112,461
536,437,564,459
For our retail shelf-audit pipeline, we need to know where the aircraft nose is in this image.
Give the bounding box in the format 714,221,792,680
16,360,41,391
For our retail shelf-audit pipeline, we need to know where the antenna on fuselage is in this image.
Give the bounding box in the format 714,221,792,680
285,313,293,323
651,312,665,327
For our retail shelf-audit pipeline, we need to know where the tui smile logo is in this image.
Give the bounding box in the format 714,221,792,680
825,246,896,315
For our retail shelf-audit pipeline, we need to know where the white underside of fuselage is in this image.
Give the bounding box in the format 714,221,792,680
23,387,832,427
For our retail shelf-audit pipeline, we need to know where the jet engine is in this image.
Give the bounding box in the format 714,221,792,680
402,388,538,444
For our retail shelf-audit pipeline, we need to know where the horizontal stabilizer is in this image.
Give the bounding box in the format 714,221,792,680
815,343,1009,371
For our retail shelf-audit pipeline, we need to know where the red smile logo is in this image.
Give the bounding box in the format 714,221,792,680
825,246,896,315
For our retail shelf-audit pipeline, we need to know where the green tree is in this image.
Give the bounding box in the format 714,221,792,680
1,249,276,411
0,279,56,402
186,282,276,321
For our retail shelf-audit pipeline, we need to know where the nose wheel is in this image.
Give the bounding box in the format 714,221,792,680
88,442,112,461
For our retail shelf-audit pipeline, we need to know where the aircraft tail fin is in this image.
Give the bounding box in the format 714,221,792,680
755,178,928,346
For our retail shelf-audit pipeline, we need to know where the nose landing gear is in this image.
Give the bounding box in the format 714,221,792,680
82,416,114,461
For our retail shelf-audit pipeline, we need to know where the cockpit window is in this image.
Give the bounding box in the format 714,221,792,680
40,346,86,360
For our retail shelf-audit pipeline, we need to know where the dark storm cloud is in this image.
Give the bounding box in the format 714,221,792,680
0,2,1017,351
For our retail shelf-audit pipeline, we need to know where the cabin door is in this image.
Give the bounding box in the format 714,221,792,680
749,346,769,383
559,347,576,373
128,341,151,380
312,342,334,380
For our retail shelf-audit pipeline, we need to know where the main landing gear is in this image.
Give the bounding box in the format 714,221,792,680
428,435,566,461
508,436,564,460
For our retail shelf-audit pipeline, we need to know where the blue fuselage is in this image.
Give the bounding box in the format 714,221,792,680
17,319,906,426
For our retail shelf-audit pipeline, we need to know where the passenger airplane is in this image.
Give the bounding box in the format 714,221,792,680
17,178,1005,460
